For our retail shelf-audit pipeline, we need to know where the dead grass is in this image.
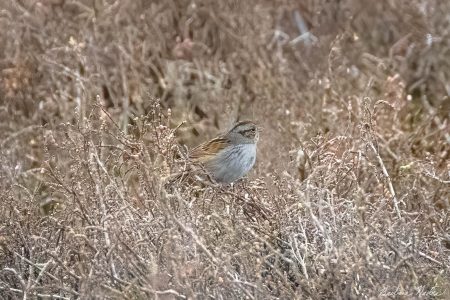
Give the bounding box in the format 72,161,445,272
0,0,449,299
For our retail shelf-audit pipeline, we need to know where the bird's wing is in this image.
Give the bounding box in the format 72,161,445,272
189,137,229,163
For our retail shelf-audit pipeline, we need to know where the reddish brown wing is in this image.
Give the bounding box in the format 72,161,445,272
189,137,229,163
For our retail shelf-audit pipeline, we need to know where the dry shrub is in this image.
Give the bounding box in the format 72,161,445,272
1,0,449,299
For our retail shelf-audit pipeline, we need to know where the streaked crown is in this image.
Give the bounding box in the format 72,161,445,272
227,120,258,144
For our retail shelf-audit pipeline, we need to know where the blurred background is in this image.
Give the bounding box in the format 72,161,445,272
1,0,449,298
1,0,449,175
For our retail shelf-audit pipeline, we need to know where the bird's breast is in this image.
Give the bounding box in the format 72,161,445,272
206,143,256,183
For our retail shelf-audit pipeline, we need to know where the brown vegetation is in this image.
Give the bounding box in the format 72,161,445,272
1,0,449,299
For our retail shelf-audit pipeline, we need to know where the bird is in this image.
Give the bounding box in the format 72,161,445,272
188,120,259,184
